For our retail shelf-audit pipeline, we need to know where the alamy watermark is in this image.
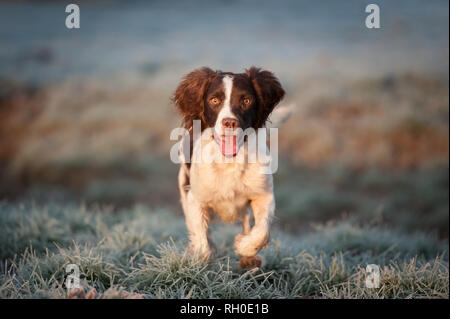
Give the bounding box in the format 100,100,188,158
65,4,381,30
65,4,80,29
169,121,279,174
65,263,81,293
365,264,381,288
365,4,381,29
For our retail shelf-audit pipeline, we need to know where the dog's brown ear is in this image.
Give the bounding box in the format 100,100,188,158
246,67,285,128
173,67,218,130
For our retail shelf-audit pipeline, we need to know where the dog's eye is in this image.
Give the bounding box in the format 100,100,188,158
243,98,251,106
210,97,220,105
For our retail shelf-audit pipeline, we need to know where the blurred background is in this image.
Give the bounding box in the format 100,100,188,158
0,0,448,238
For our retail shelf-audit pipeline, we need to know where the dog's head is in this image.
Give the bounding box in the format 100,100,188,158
173,67,285,156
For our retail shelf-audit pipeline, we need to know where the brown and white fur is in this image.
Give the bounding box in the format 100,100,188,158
173,67,285,261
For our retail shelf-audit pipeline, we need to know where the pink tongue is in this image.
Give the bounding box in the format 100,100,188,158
221,135,237,157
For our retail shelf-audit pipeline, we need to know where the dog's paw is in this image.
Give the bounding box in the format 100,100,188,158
239,255,265,269
234,233,267,257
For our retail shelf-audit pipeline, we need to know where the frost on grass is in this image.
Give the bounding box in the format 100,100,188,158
0,202,448,299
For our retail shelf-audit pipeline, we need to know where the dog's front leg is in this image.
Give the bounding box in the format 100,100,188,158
234,193,274,257
185,191,214,261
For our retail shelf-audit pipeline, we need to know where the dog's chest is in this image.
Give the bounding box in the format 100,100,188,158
191,161,252,221
189,139,271,221
192,160,248,202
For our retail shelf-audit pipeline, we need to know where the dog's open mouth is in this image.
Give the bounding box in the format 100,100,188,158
214,131,244,157
220,135,237,157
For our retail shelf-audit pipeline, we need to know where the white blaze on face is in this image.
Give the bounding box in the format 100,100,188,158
214,75,235,136
213,75,243,157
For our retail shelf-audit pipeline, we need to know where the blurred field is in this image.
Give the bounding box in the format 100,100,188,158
0,0,448,298
0,70,448,238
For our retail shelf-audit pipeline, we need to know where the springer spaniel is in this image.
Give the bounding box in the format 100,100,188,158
173,67,285,264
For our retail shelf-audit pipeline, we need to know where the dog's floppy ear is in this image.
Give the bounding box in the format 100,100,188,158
173,67,218,130
246,67,285,128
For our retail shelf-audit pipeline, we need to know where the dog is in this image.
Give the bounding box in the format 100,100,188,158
173,67,285,262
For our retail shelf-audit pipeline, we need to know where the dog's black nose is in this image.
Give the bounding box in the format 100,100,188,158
222,118,239,129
